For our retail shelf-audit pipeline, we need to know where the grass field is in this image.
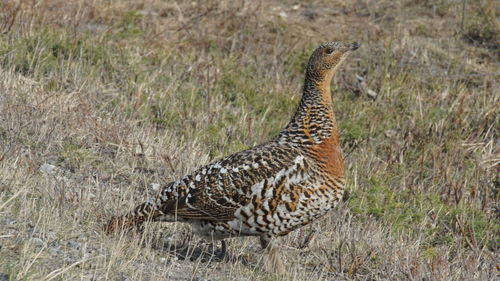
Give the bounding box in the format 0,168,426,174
0,0,498,280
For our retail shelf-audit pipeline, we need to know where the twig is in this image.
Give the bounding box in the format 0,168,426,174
461,0,467,31
1,2,21,34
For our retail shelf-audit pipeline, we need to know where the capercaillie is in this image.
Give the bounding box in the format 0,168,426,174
105,41,360,274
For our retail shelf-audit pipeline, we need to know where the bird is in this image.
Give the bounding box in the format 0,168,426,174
104,41,360,273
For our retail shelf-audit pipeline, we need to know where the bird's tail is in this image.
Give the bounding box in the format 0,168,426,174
103,199,160,234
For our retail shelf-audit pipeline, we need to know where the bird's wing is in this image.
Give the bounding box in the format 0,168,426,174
157,141,306,221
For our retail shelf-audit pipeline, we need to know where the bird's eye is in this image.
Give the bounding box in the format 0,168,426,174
324,48,334,55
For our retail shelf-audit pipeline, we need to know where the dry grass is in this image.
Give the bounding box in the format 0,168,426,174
0,0,499,280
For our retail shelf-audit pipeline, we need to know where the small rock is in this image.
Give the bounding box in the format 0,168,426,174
39,163,72,180
68,240,81,250
46,231,57,240
0,273,10,281
50,240,60,250
30,238,45,247
355,74,378,100
79,23,108,33
0,217,16,225
49,247,64,256
138,10,158,17
151,183,161,191
384,129,398,138
366,88,378,100
39,163,57,175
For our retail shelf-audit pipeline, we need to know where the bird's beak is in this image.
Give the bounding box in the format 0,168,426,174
350,42,360,51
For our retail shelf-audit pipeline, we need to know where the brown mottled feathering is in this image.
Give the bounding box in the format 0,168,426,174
105,41,360,273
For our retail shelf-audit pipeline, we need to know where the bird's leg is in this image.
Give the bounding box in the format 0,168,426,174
259,236,286,276
205,238,226,261
298,225,317,249
206,239,227,261
217,240,227,260
167,228,192,252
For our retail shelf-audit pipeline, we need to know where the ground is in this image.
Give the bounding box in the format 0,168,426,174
0,0,498,280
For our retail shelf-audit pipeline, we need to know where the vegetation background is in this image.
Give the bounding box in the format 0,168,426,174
0,0,498,280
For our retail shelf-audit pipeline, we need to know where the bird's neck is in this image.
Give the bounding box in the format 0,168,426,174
303,67,335,105
278,71,344,178
279,70,338,145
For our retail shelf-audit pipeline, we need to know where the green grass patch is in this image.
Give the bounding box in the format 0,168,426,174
348,177,499,250
0,28,113,79
117,10,145,39
57,142,95,172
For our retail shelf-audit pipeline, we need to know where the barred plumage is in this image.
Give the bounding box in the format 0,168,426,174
105,41,360,273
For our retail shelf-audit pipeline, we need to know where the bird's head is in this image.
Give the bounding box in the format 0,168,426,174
306,41,360,81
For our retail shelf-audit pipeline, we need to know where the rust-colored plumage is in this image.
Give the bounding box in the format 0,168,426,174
105,41,359,273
